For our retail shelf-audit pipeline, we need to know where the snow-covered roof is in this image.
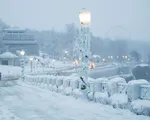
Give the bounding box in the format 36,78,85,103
0,52,18,59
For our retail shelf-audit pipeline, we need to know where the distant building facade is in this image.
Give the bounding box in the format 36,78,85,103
2,28,39,55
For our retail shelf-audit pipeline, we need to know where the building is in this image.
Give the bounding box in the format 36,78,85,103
0,52,19,66
2,28,39,55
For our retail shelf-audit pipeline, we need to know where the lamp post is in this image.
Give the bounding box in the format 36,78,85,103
20,50,25,81
79,8,91,90
30,57,33,73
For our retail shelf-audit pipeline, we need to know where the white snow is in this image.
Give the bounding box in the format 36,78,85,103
131,100,150,116
94,92,110,104
127,79,149,101
0,65,21,79
110,93,128,109
108,77,126,96
0,78,150,119
0,106,22,120
0,52,18,59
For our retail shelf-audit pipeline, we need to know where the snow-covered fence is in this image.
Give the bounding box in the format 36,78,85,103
118,83,128,94
101,81,108,93
25,75,150,101
2,72,21,81
127,80,149,102
140,85,150,100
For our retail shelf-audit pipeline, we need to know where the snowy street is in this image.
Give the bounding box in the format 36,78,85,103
0,80,149,120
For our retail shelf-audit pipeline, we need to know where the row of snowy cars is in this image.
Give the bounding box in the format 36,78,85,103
25,75,150,116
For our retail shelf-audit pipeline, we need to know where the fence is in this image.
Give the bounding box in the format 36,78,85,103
25,75,150,101
117,83,127,94
140,85,150,100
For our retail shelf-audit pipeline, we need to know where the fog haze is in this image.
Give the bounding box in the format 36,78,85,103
0,0,150,41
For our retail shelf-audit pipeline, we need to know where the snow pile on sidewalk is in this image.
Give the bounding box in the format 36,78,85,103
110,93,128,109
130,100,150,116
94,92,110,104
0,106,21,120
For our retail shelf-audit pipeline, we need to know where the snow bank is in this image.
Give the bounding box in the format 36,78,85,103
110,93,128,109
108,77,126,96
64,87,72,96
0,107,22,120
72,89,85,99
127,79,149,102
94,92,110,104
130,100,150,116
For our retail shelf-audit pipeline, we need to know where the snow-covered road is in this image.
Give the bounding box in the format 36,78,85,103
0,81,149,120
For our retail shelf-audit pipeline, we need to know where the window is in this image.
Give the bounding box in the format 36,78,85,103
2,60,8,65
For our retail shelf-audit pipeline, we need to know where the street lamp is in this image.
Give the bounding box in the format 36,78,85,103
30,57,33,73
79,8,91,90
125,56,128,59
20,50,25,56
89,62,95,69
20,50,25,81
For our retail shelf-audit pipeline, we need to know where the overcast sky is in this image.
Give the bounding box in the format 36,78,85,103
0,0,150,41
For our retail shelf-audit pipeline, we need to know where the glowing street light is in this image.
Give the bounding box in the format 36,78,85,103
124,56,128,59
65,50,68,54
20,50,25,56
73,60,79,72
89,62,95,69
79,9,91,25
103,59,106,62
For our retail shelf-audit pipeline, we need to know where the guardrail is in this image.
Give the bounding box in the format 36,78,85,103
24,75,150,116
101,81,108,93
25,75,150,101
140,85,150,100
117,83,127,94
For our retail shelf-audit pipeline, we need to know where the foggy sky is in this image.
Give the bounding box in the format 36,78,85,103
0,0,150,41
